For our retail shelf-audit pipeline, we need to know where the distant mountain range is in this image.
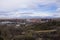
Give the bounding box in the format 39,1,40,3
17,16,59,19
0,15,60,19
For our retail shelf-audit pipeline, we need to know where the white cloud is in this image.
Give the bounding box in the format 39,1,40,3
0,0,60,18
0,0,57,11
29,12,51,16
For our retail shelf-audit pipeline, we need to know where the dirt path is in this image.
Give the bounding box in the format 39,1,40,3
35,29,57,33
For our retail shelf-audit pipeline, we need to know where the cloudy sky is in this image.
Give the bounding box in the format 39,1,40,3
0,0,60,18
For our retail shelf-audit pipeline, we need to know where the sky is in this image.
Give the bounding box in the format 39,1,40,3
0,0,60,18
